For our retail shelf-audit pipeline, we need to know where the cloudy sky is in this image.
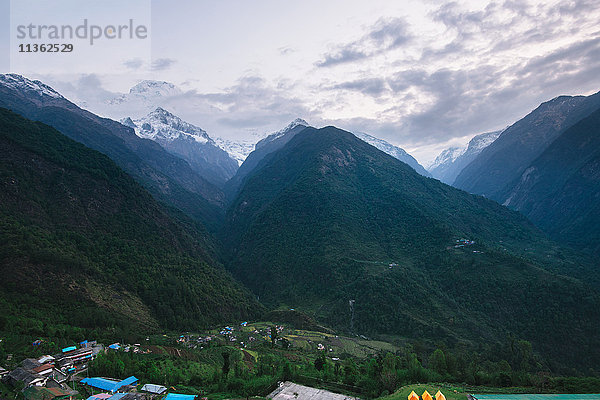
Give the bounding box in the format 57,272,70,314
7,0,600,165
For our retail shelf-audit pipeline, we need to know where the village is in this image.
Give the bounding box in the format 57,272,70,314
2,320,591,400
0,320,401,400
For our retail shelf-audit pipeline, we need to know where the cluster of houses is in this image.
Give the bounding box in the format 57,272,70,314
80,376,144,400
175,334,214,350
451,238,484,253
106,343,149,355
172,323,284,351
1,341,103,400
81,376,205,400
454,238,476,248
1,340,205,400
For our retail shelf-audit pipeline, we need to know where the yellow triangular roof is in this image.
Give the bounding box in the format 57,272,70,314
408,391,419,400
422,391,433,400
435,391,446,400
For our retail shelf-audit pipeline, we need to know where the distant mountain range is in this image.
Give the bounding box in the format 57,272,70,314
213,137,257,166
0,74,224,229
0,108,261,333
500,108,600,255
222,124,600,370
2,73,600,372
100,79,431,172
429,130,502,184
354,132,430,177
122,107,238,186
443,91,600,254
454,92,600,198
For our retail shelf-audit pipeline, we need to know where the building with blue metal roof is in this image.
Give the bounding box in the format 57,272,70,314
165,394,197,400
80,377,138,393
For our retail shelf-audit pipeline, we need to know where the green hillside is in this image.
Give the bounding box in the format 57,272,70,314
223,126,600,371
0,76,225,231
501,108,600,255
0,108,262,340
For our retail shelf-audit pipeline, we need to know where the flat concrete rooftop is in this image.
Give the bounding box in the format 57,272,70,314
268,382,358,400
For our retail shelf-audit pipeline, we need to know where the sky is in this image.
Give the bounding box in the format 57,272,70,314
4,0,600,165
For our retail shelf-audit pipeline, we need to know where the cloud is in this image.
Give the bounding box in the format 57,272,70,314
193,75,311,130
43,74,118,107
41,1,600,165
316,48,369,67
123,58,144,70
316,17,412,67
306,0,600,164
343,34,600,149
152,58,176,71
279,46,295,55
330,78,389,97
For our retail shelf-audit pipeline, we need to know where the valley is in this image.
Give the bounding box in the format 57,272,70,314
1,72,599,400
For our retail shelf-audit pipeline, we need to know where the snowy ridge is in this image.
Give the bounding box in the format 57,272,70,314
259,118,309,144
213,137,256,166
468,130,502,153
354,132,430,177
356,132,413,160
129,80,181,97
123,107,211,144
428,129,503,184
121,108,238,183
428,146,466,170
109,80,181,106
0,74,63,99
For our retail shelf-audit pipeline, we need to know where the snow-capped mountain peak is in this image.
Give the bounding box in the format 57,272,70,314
428,146,466,170
121,108,239,184
269,118,309,141
355,132,411,159
129,80,181,97
120,117,136,129
122,107,211,144
354,132,430,177
213,137,257,166
0,73,64,99
468,129,502,153
254,118,310,150
108,80,181,107
287,118,309,129
428,129,503,184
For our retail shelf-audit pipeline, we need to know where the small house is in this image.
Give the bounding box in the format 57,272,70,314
23,387,77,400
140,384,167,395
6,368,47,388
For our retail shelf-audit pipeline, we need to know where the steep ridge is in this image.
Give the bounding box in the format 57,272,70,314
454,92,600,199
123,107,238,186
429,130,502,184
223,125,600,370
501,108,600,255
225,119,309,198
0,108,261,334
354,132,430,177
0,74,224,229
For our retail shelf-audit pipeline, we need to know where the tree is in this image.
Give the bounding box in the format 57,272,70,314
314,352,326,371
429,349,447,375
270,326,278,348
222,352,231,378
343,358,358,385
